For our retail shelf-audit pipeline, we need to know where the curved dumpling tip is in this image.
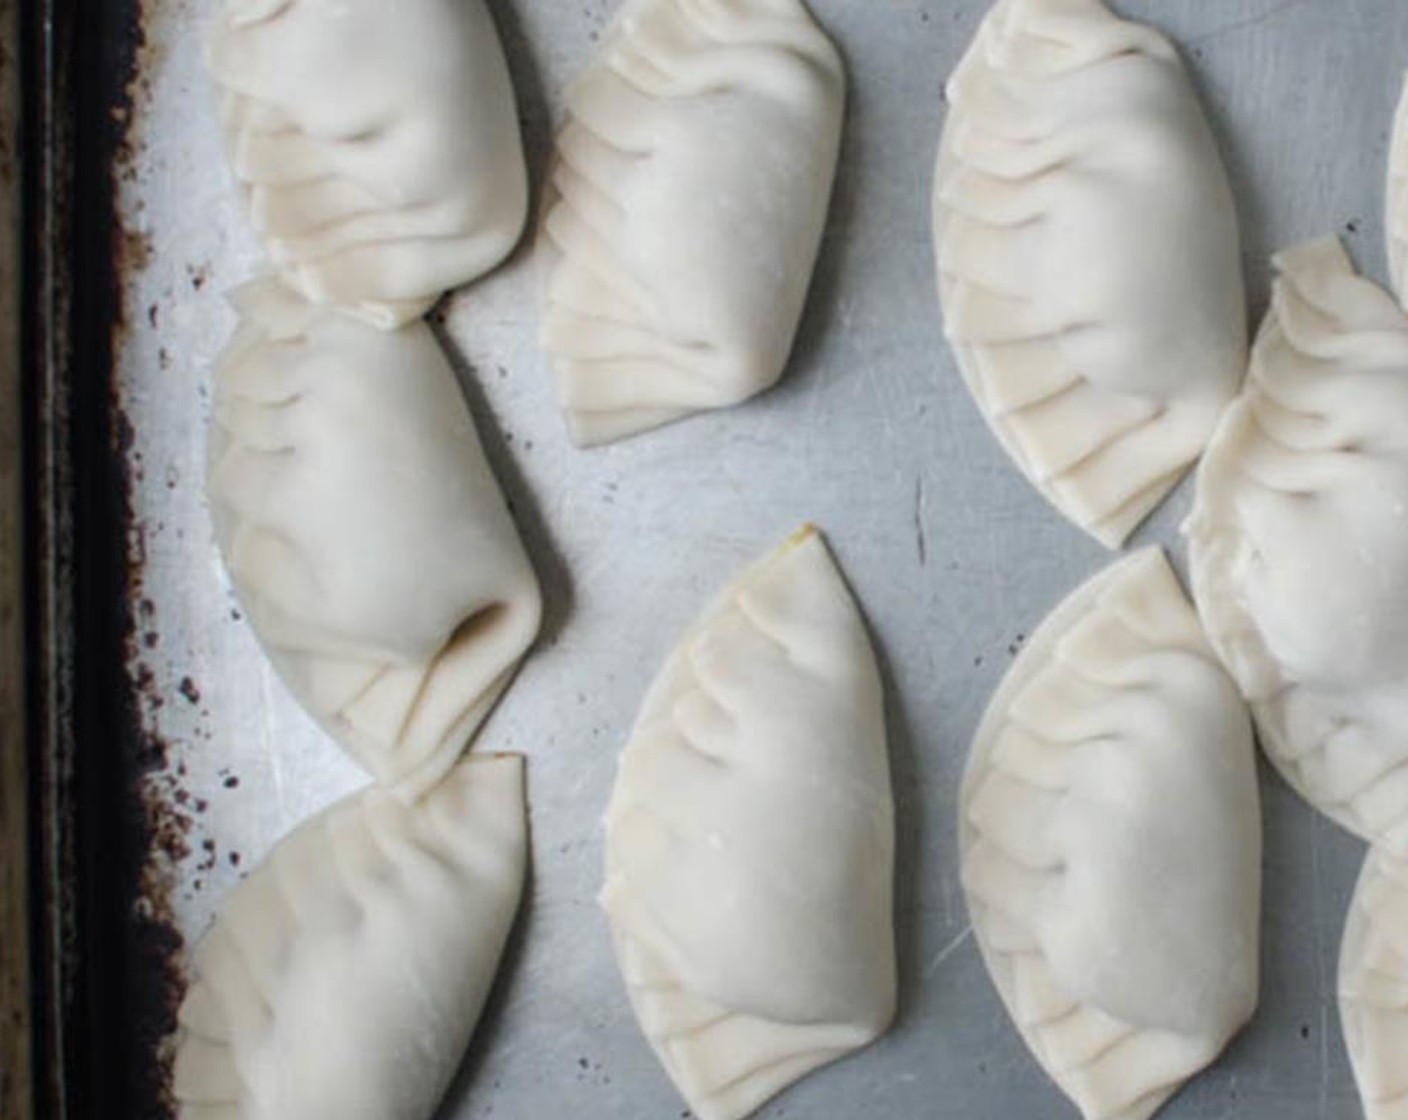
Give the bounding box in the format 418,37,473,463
601,525,896,1120
1186,237,1408,854
207,0,528,328
172,753,528,1120
207,278,542,800
961,548,1261,1120
539,0,846,447
1340,846,1408,1120
933,0,1247,549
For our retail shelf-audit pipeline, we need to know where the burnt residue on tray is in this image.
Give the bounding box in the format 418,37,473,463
30,0,186,1115
115,4,195,1115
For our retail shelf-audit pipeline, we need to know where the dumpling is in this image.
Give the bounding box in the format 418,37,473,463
961,549,1261,1120
1340,847,1408,1120
1186,239,1408,854
172,754,527,1120
1390,71,1408,304
601,526,895,1120
207,0,528,329
933,0,1247,548
207,279,542,800
540,0,846,446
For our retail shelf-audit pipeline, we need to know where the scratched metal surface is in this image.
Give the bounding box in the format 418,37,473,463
111,0,1402,1116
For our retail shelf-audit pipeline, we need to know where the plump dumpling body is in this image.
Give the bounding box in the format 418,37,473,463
207,279,541,799
1340,847,1408,1120
961,549,1261,1120
173,754,527,1120
934,0,1247,548
601,527,895,1120
208,0,528,328
1187,239,1408,855
541,0,846,446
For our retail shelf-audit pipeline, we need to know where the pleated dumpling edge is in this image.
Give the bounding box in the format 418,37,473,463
962,548,1261,1120
540,0,846,446
207,0,529,328
1340,846,1408,1120
173,754,528,1120
601,525,895,1120
1186,237,1408,854
934,0,1247,548
207,278,542,800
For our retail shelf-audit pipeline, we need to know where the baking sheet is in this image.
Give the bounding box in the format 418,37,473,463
109,0,1408,1116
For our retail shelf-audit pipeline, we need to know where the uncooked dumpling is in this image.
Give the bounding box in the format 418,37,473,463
208,0,528,328
934,0,1247,548
540,0,846,446
173,754,527,1120
1340,847,1408,1120
601,527,895,1120
1390,72,1408,304
962,549,1260,1120
1187,239,1408,855
207,279,541,800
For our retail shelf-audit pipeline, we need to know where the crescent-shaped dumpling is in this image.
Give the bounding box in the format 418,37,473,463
172,754,527,1120
207,279,542,799
1389,71,1408,304
540,0,846,446
934,0,1247,548
1340,846,1408,1120
207,0,528,328
601,526,896,1120
1186,238,1408,854
961,549,1261,1120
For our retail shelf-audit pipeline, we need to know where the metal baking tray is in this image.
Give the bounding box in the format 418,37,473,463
16,0,1408,1116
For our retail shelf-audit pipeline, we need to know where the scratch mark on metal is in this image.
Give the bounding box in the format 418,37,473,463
1186,0,1312,47
1318,1002,1330,1119
1309,815,1331,1120
913,477,928,567
939,869,955,927
924,924,973,978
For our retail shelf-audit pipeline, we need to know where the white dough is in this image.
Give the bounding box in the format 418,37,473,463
1187,238,1408,855
601,527,895,1120
933,0,1247,548
961,549,1261,1120
207,279,541,800
208,0,528,328
1390,72,1408,305
1340,847,1408,1120
540,0,846,446
172,754,527,1120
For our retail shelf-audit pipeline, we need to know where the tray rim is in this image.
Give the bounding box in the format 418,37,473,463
13,0,167,1116
1,0,30,1114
